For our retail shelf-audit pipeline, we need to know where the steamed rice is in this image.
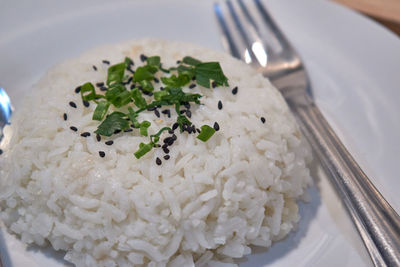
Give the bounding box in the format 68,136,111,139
0,39,312,266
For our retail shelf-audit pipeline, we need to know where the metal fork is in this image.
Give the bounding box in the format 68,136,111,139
214,1,400,266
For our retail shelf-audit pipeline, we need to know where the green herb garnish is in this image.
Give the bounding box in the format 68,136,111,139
80,54,229,159
197,125,216,142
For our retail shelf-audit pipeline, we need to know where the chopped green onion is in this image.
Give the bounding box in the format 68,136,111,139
139,121,151,136
146,56,161,67
197,125,216,142
134,142,153,159
92,101,110,121
139,80,154,92
153,90,168,101
124,57,134,66
107,62,126,86
81,82,97,101
131,89,147,108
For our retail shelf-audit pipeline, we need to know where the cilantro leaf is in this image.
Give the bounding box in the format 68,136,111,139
195,62,228,88
182,56,201,66
95,112,130,136
161,74,191,88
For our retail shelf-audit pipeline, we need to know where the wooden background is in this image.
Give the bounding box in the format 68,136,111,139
333,0,400,35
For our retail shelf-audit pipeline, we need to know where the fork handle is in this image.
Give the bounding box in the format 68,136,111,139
287,93,400,267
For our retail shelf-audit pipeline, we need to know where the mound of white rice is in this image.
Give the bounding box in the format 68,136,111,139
0,39,312,266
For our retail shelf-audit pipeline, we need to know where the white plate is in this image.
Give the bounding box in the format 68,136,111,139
1,0,399,266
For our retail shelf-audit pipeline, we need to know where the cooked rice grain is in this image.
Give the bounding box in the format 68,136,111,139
0,39,312,267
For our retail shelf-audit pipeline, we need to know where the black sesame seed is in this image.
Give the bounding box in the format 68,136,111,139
140,54,147,62
168,129,174,134
196,128,201,133
162,143,168,149
100,86,107,91
156,157,162,165
176,60,181,64
81,132,91,137
163,147,170,154
114,129,121,134
70,126,78,132
192,76,196,81
154,109,160,118
99,151,105,158
163,137,172,144
96,82,104,87
124,129,133,133
96,134,101,142
212,81,217,88
184,103,191,109
153,77,159,83
172,134,177,141
186,110,192,118
179,110,186,114
130,84,136,90
213,122,220,131
105,140,114,146
164,155,170,160
92,65,98,71
69,101,77,108
63,113,67,121
160,86,165,91
0,149,3,155
232,86,238,95
261,117,266,124
127,67,135,74
83,100,90,108
218,100,223,110
172,123,179,131
102,60,110,65
161,109,171,118
74,86,81,94
123,77,133,85
147,106,157,111
189,84,196,89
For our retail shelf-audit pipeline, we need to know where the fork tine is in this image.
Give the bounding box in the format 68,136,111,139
214,3,241,59
254,0,291,49
226,0,254,49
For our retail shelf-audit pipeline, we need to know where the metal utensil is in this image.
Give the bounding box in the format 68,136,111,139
214,0,400,266
0,87,12,142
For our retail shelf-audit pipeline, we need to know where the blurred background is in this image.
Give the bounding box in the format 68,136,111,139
333,0,400,35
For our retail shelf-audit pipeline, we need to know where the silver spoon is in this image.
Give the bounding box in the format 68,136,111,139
0,87,12,142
